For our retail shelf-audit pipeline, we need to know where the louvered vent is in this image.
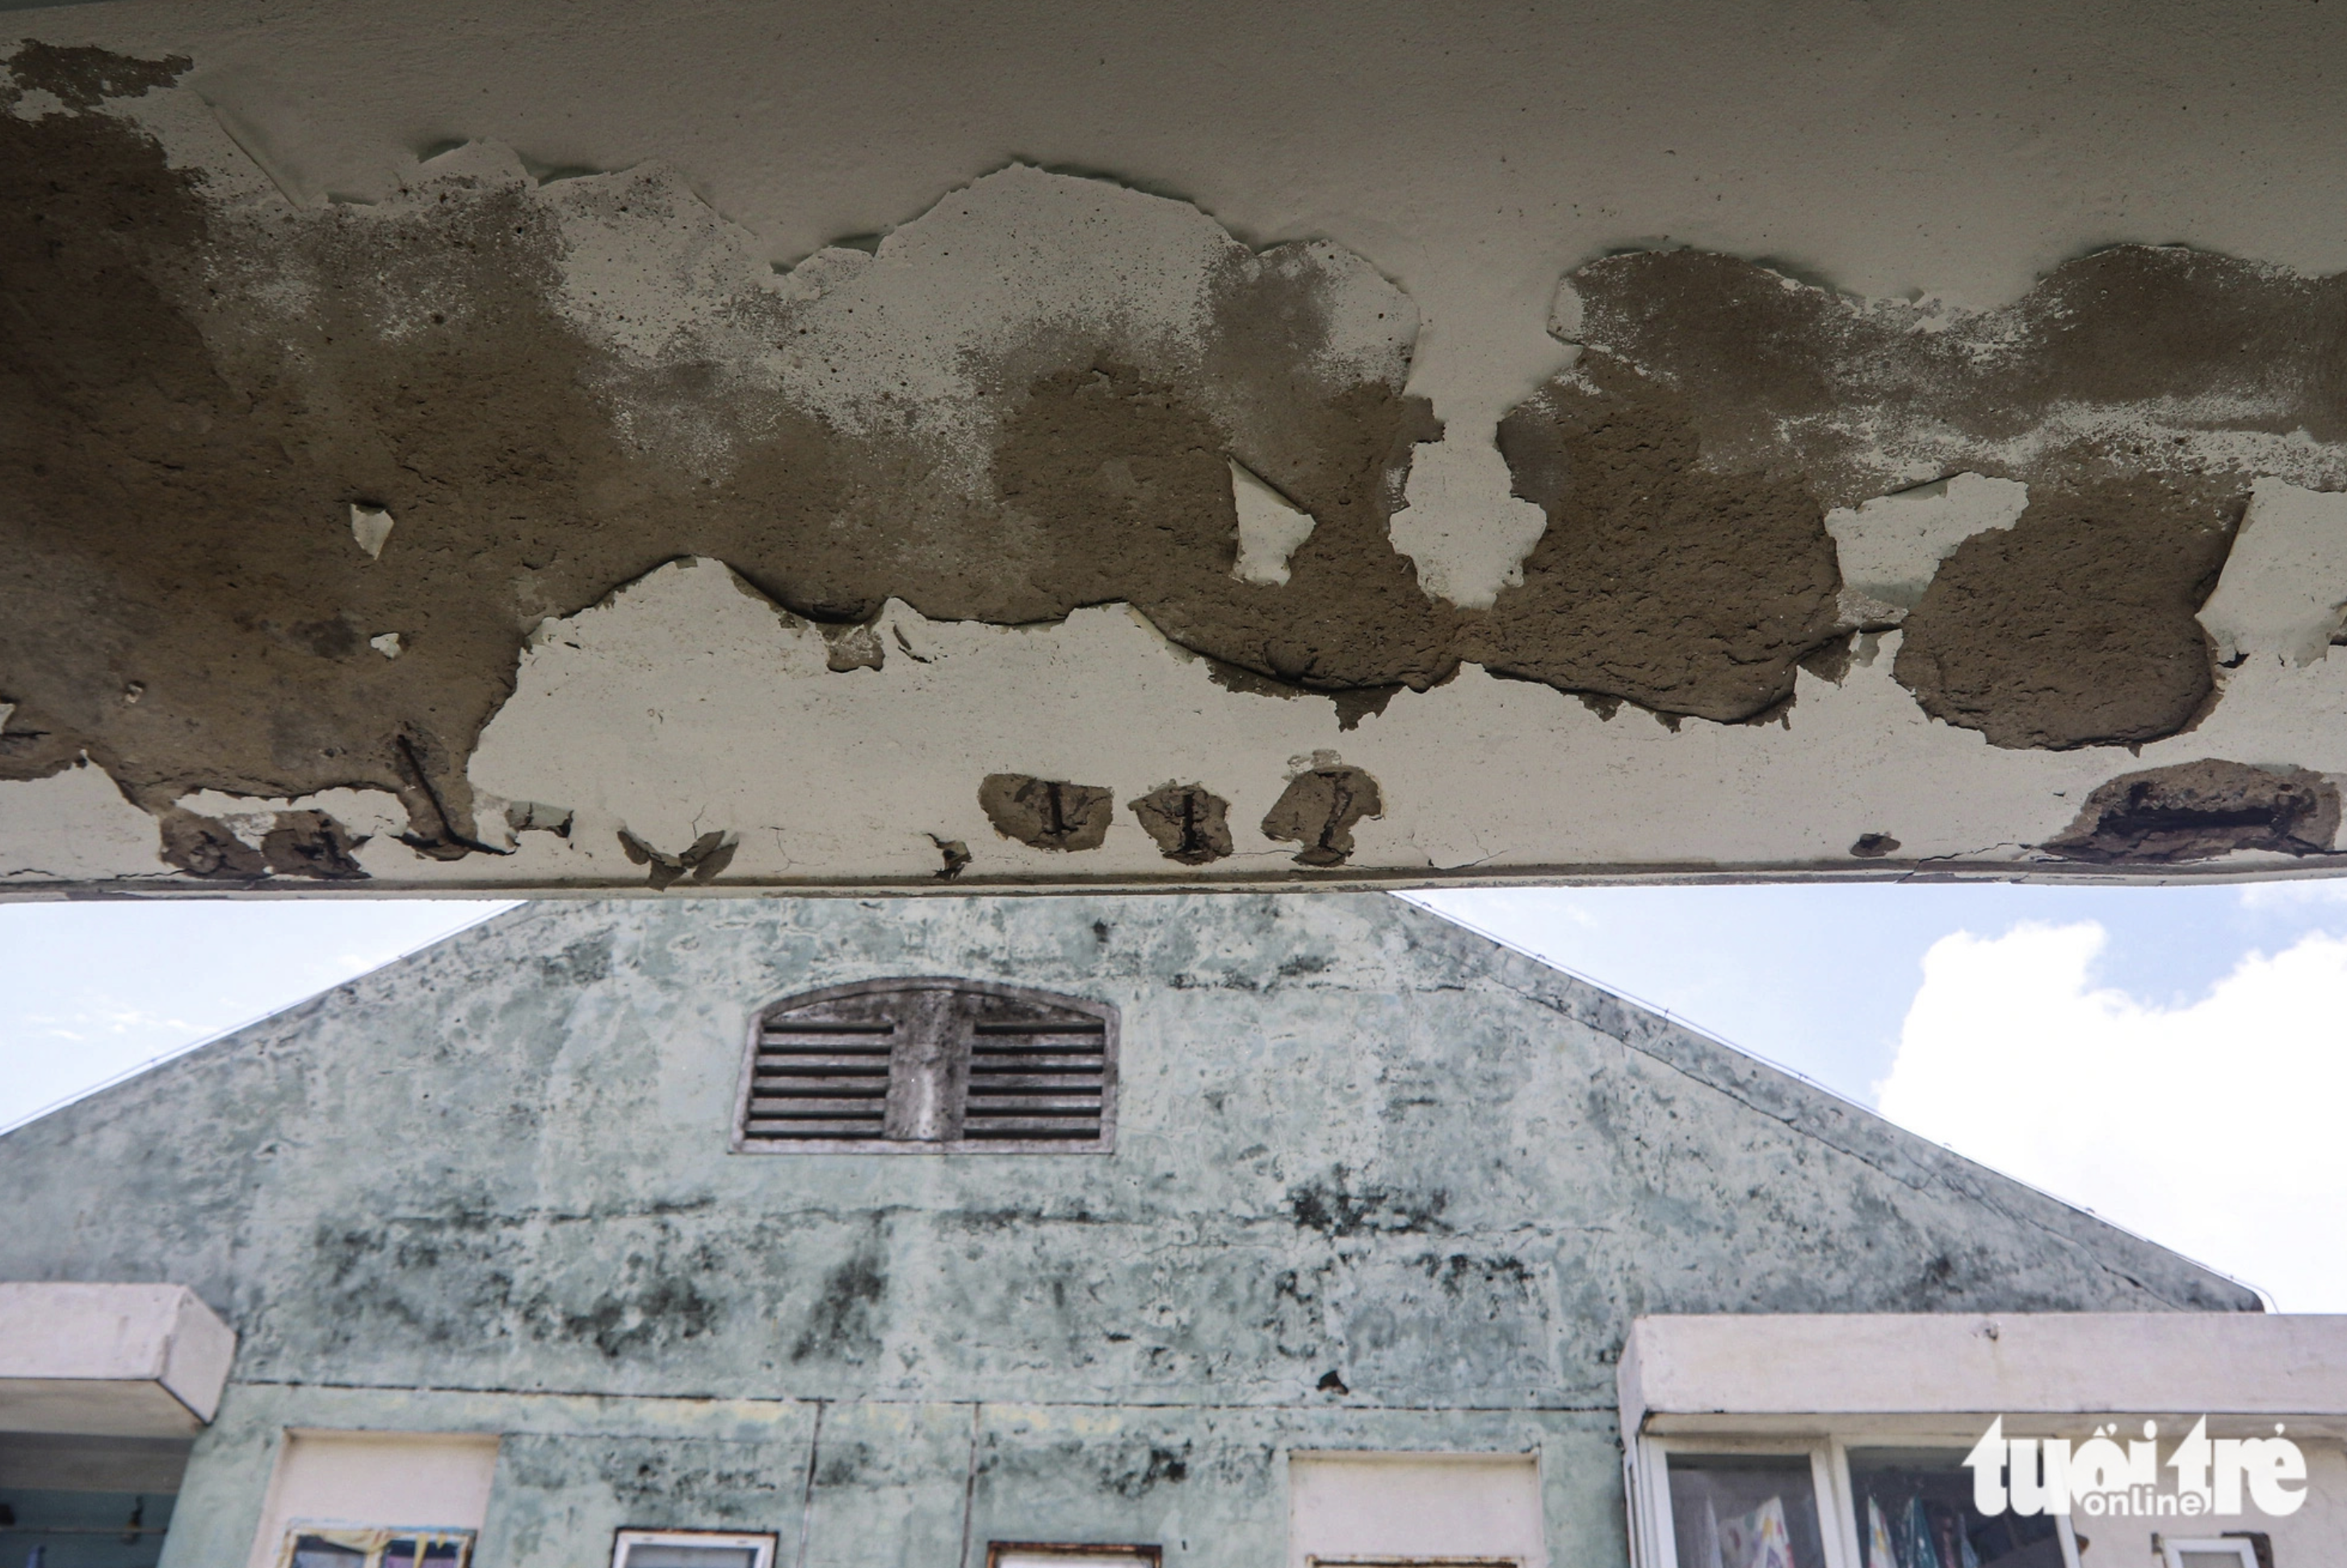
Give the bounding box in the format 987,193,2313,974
734,979,1118,1154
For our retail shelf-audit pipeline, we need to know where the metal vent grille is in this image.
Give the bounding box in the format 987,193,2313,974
735,979,1118,1154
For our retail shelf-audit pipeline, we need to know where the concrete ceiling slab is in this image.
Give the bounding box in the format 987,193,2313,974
6,2,2347,893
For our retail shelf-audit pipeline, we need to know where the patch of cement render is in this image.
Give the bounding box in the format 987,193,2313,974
1260,759,1383,868
2043,759,2342,864
1128,783,1235,866
977,774,1116,853
170,786,418,879
1476,358,1847,723
1542,246,2347,748
1556,246,2347,509
1891,479,2239,750
2198,478,2347,668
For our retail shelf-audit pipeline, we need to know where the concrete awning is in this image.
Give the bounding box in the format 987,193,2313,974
1620,1312,2347,1440
0,1283,236,1437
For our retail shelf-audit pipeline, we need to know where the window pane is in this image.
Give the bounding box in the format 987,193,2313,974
1847,1448,2066,1568
289,1536,372,1568
622,1548,759,1568
1665,1453,1826,1568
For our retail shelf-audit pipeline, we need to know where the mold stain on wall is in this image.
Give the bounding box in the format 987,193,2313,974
9,44,2347,884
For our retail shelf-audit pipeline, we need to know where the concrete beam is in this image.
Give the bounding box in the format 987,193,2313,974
1619,1312,2347,1438
0,1282,237,1436
8,2,2347,893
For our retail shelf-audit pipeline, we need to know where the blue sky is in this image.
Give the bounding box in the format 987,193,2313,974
7,884,2345,1309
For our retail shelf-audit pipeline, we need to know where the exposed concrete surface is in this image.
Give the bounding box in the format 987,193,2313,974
12,5,2347,889
0,895,2257,1565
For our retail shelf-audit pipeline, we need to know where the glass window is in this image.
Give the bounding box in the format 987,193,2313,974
281,1528,474,1568
611,1530,777,1568
1664,1453,1828,1568
621,1548,759,1568
1847,1448,2068,1568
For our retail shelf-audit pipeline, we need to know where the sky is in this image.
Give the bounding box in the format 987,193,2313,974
6,883,2346,1310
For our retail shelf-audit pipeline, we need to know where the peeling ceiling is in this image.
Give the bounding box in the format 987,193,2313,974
7,2,2347,893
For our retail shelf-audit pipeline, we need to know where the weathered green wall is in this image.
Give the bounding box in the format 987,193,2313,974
0,895,2255,1566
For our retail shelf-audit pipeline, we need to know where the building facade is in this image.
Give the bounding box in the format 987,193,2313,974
0,895,2316,1568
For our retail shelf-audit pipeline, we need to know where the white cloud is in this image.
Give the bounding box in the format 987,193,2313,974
1877,920,2347,1311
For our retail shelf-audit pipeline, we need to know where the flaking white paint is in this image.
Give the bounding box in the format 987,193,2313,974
1825,474,2030,625
0,762,174,885
1386,434,1551,608
1229,460,1317,586
2198,478,2347,668
457,557,2292,887
348,505,393,560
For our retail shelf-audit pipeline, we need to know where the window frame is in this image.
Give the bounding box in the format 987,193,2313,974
984,1544,1163,1568
2156,1541,2259,1568
1629,1430,2083,1568
607,1527,779,1568
730,977,1120,1155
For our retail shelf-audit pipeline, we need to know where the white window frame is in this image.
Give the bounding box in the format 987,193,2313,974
1630,1430,2083,1568
608,1528,779,1568
2156,1541,2259,1568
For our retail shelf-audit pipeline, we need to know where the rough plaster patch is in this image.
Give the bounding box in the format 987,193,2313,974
2198,478,2347,668
2043,759,2342,863
1825,474,2030,624
1892,479,2238,750
169,786,416,878
1128,782,1234,865
1480,363,1845,723
1261,761,1383,868
1561,246,2347,509
1229,462,1317,587
978,774,1115,853
1384,437,1550,609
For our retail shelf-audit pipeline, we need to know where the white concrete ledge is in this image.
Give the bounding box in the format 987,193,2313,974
1620,1312,2347,1436
0,1283,236,1436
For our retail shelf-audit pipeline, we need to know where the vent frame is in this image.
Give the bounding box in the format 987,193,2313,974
731,976,1119,1155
